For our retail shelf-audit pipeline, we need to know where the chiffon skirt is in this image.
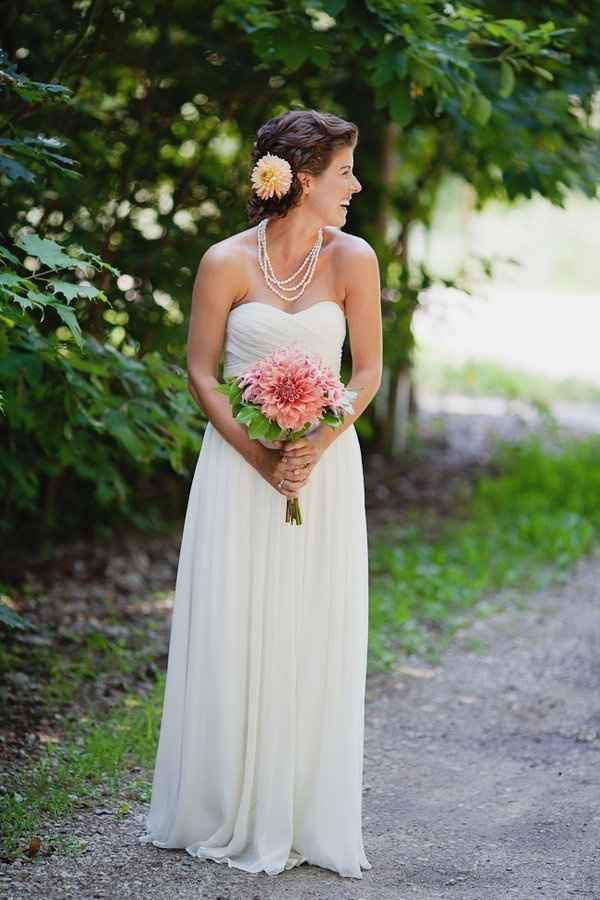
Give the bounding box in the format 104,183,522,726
139,419,372,878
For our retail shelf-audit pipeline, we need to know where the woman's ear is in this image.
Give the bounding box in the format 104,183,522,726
298,174,311,195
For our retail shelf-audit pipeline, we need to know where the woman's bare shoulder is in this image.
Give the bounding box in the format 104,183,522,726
329,229,378,298
324,230,379,316
201,225,256,264
329,228,376,260
196,227,257,299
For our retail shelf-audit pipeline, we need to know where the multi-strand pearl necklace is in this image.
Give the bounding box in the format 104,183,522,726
257,216,323,303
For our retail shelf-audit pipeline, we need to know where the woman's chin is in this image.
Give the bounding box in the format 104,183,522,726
326,208,347,227
320,209,348,229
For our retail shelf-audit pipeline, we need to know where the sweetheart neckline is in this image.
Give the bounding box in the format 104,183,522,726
228,299,345,320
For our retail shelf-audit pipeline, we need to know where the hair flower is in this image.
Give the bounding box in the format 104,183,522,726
250,153,293,200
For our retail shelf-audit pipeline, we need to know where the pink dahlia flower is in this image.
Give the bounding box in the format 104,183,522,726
238,343,329,431
217,341,359,525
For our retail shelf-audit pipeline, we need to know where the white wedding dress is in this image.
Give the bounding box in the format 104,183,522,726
139,299,372,879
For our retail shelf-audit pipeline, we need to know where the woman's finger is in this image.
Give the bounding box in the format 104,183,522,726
283,439,308,452
283,447,314,462
282,461,311,479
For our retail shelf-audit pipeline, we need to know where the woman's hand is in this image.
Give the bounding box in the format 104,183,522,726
281,428,328,475
256,429,329,500
255,440,308,500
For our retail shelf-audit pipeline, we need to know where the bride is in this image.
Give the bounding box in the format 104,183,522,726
139,108,382,880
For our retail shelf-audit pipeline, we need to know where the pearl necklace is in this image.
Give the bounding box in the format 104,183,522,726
257,217,323,303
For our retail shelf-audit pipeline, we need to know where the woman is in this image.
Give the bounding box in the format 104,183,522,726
139,108,382,880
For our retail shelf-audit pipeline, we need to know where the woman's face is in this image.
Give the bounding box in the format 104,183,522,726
301,144,362,227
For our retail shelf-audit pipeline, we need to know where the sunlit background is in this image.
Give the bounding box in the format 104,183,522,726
413,181,600,398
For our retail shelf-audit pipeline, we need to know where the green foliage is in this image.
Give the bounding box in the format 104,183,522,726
0,311,203,538
0,593,31,630
368,431,600,668
0,48,204,556
0,677,163,857
1,233,117,350
0,48,78,185
215,377,287,441
0,613,166,854
1,1,599,552
215,0,571,132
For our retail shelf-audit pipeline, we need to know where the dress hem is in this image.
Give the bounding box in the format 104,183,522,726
139,830,372,880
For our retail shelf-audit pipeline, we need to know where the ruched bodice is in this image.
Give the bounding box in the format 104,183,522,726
222,300,346,379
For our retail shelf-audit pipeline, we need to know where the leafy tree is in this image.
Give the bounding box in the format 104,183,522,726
212,1,600,452
0,50,201,597
2,0,598,578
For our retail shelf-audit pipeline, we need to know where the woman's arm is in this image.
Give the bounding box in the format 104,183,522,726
314,237,383,452
186,244,266,473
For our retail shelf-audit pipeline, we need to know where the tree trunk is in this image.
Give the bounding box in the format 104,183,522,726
375,362,413,456
375,121,417,457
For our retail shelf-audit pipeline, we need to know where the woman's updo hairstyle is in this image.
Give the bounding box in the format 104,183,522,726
246,108,358,226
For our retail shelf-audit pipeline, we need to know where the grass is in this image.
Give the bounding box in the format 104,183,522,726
4,427,600,858
368,429,600,668
0,620,167,857
0,673,164,858
414,349,600,405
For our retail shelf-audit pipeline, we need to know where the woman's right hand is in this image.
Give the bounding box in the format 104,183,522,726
256,440,310,500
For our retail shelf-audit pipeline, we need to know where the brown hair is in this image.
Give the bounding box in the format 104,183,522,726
246,108,358,226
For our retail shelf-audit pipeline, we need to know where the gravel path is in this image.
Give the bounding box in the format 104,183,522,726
3,547,600,899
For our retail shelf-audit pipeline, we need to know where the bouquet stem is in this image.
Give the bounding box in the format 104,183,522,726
286,497,302,525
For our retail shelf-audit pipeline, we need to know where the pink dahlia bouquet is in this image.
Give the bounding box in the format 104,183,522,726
215,340,359,525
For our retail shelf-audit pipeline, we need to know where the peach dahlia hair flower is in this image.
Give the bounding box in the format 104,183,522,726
250,153,293,200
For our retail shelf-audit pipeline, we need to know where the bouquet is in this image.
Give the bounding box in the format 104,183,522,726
215,340,359,525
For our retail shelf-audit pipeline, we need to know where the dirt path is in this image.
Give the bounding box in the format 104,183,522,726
3,548,600,899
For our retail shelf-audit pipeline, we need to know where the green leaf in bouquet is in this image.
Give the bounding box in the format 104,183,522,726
265,419,284,441
321,409,342,426
286,423,312,441
235,404,261,425
248,415,272,439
